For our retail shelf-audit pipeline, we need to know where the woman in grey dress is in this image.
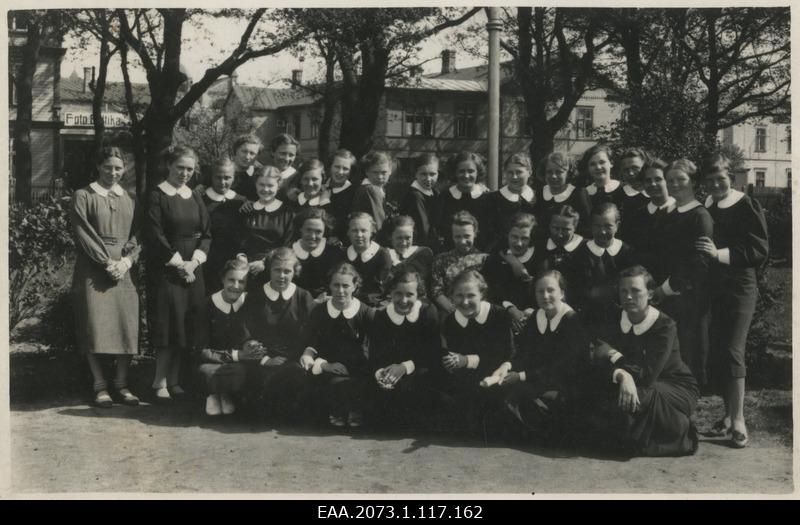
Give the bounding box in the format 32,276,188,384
70,147,141,407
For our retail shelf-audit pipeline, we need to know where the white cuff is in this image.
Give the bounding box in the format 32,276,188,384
612,368,626,384
519,371,527,382
480,375,501,387
402,360,415,375
300,354,315,370
609,350,623,364
494,361,512,378
660,278,680,297
259,356,271,366
166,252,183,267
119,257,132,270
466,354,480,370
232,350,239,362
192,249,207,264
311,358,328,375
523,308,535,316
717,248,731,265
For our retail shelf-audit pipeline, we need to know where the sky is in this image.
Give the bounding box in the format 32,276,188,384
61,9,492,89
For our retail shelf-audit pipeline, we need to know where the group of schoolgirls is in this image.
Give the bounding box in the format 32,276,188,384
142,132,767,457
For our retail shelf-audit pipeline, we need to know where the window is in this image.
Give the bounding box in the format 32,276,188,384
310,120,319,139
404,103,434,137
755,169,766,188
10,13,28,32
454,103,478,139
723,127,734,145
292,113,302,139
786,126,791,153
755,127,767,152
575,107,594,139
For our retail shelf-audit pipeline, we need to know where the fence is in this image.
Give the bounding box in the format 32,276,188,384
9,178,68,204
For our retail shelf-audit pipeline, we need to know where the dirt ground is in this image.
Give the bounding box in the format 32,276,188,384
9,390,794,495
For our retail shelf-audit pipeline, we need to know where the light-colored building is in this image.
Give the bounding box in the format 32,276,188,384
719,119,792,190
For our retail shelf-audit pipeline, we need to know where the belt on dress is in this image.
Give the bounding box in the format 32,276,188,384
101,236,121,245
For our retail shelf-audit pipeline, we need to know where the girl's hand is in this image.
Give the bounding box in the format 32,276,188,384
695,236,718,259
384,364,407,385
617,370,640,413
239,200,255,213
265,355,287,367
313,293,330,304
508,307,526,332
248,260,266,276
442,352,467,371
286,187,301,202
240,340,266,361
501,371,520,386
323,362,349,376
106,262,123,281
589,340,613,362
299,354,315,370
541,390,560,402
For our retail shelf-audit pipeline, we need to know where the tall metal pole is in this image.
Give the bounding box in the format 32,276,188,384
486,7,502,191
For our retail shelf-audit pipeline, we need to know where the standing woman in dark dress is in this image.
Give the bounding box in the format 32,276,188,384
590,265,699,456
534,152,591,238
696,153,769,448
71,147,141,407
146,146,211,403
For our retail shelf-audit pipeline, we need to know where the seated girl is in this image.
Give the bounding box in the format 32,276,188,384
385,215,435,287
588,265,699,457
436,152,491,251
541,204,585,309
345,212,392,307
193,256,266,417
242,247,316,421
368,270,440,428
398,153,441,250
291,207,345,299
299,263,376,428
501,270,589,443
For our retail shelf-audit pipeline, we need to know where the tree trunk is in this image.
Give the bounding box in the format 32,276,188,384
91,20,113,159
317,49,337,161
143,113,176,193
12,21,43,205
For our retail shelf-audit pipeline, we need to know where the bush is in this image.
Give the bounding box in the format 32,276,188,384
762,188,792,262
9,196,75,330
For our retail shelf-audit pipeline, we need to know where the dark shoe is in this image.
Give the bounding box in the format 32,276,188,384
168,385,187,400
116,388,140,407
731,429,750,449
704,418,731,437
94,390,113,408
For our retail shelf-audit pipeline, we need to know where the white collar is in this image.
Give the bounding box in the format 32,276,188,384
586,179,621,196
90,182,124,197
158,181,192,199
211,291,246,313
279,166,296,181
292,238,326,260
241,165,255,177
347,241,381,263
298,191,331,207
449,184,485,200
543,184,575,203
676,200,702,213
205,187,237,202
253,199,283,212
535,303,573,334
586,238,623,257
386,301,422,325
499,185,534,203
410,180,434,197
621,306,660,335
454,301,491,327
389,245,419,266
705,189,745,209
326,297,361,319
263,282,296,301
546,234,583,253
647,196,676,214
622,184,640,197
331,180,352,194
506,247,535,264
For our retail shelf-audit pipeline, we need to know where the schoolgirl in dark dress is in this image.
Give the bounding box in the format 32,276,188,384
436,152,491,251
616,147,650,244
535,152,591,238
579,144,625,212
483,153,536,252
326,150,358,245
624,158,675,264
229,134,265,203
291,208,346,299
540,205,586,310
345,213,392,306
398,153,441,251
385,215,435,287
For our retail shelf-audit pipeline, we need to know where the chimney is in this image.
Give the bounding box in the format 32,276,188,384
441,49,457,74
291,69,303,89
83,67,95,93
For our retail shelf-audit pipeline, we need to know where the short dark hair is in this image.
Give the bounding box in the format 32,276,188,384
386,269,426,298
618,265,656,291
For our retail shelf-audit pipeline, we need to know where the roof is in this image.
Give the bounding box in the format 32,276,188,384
61,70,150,107
231,85,317,111
428,61,515,83
397,77,486,92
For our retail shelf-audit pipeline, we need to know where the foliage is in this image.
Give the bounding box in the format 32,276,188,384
761,188,792,262
8,197,75,330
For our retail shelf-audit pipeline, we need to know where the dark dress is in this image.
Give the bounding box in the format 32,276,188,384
617,185,649,245
657,201,714,385
503,306,589,437
70,182,140,355
146,182,211,352
193,292,252,395
573,238,636,340
240,200,294,290
540,235,585,310
231,162,264,203
590,308,699,457
304,299,376,416
368,302,441,422
291,239,346,298
398,182,440,251
351,182,388,235
328,181,357,242
481,247,544,312
202,188,247,294
436,185,491,251
626,198,675,272
386,246,435,288
704,191,769,389
345,242,392,306
243,282,316,418
585,179,625,213
535,184,591,238
483,185,537,253
292,191,333,216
